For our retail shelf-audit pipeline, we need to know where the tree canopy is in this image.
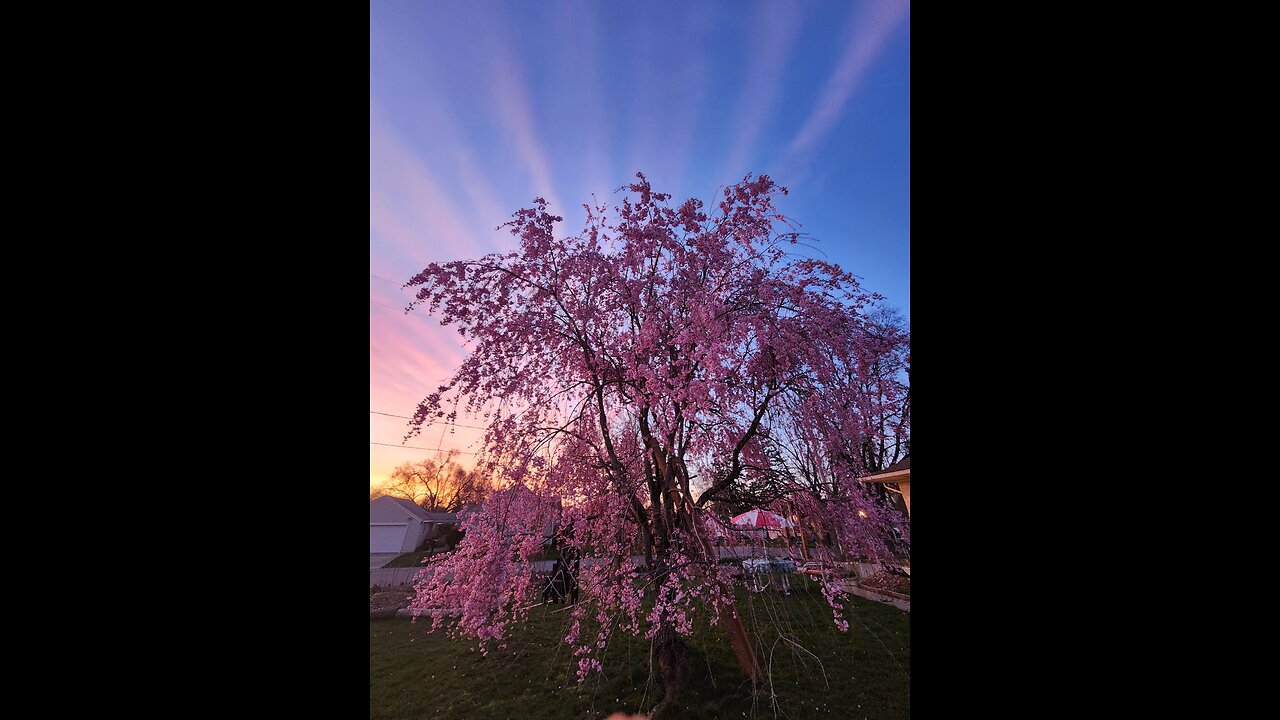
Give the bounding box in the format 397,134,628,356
381,450,490,513
401,173,909,713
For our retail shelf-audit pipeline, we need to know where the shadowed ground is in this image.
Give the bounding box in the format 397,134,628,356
371,584,909,720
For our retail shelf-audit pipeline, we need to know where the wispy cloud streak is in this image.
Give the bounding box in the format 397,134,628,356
787,0,908,159
370,106,478,264
719,2,805,183
552,0,612,203
485,29,564,216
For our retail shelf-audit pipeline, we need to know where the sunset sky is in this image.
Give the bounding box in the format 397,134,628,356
370,0,910,490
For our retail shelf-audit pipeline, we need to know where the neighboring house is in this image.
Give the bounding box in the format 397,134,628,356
472,482,561,545
859,457,910,516
369,496,458,553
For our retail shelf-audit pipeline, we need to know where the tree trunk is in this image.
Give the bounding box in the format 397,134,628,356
717,599,761,687
650,623,690,719
648,566,761,717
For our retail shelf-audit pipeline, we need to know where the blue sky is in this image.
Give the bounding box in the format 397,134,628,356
371,0,910,486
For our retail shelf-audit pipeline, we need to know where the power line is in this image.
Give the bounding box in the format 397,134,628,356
370,411,488,430
370,442,479,454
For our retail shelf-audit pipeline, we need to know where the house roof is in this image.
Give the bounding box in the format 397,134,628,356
381,496,432,521
860,456,910,482
872,457,910,475
491,482,563,508
377,496,457,523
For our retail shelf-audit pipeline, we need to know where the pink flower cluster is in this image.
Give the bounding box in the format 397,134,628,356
820,578,850,633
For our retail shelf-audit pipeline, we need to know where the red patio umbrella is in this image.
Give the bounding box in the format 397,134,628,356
730,509,795,529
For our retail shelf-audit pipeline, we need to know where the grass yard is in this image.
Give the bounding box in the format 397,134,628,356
371,583,909,719
383,548,450,568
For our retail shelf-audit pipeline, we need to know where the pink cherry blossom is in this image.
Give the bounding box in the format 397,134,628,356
402,172,909,701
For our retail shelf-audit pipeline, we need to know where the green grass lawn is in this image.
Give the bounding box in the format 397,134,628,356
383,548,450,568
371,583,909,719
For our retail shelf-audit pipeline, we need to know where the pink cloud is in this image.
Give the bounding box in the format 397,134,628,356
370,300,486,482
370,303,466,398
370,105,482,264
370,99,511,481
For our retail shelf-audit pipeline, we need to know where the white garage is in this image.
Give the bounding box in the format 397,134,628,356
370,523,410,553
370,496,458,553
